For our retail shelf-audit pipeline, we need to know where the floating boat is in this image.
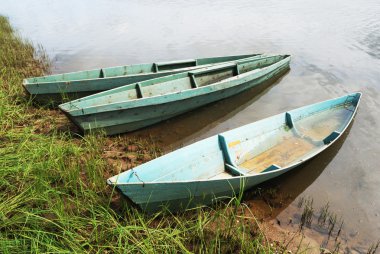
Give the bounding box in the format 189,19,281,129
107,93,362,212
59,54,291,135
23,53,260,103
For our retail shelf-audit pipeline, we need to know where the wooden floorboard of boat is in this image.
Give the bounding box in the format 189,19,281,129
239,136,317,174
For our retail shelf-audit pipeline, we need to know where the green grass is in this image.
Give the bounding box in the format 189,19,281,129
0,15,285,253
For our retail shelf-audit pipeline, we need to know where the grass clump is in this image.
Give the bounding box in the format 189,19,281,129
0,15,287,253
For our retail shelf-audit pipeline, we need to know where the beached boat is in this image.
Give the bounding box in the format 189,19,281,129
59,54,291,135
23,53,259,103
107,93,362,212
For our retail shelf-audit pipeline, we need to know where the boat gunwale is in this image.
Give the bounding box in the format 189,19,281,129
107,92,362,186
57,54,287,104
60,55,291,115
23,60,206,86
22,54,262,86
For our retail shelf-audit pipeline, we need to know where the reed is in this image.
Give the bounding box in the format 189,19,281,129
367,240,380,254
299,196,314,229
318,202,330,226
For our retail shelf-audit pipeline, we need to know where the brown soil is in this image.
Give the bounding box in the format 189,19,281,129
100,136,161,179
263,220,321,253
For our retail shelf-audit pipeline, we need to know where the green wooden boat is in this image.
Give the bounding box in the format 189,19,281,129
59,54,291,135
23,53,259,103
107,93,362,212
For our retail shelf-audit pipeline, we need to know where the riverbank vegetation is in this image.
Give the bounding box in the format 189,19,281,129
0,15,292,253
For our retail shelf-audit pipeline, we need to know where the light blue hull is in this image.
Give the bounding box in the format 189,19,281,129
107,93,362,212
23,54,260,103
114,163,296,212
60,55,290,135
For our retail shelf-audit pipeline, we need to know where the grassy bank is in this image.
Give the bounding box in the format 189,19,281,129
0,16,291,253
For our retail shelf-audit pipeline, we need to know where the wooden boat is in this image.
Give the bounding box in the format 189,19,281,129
23,53,260,103
59,54,291,135
107,93,362,212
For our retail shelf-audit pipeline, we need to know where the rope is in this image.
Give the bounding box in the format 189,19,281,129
131,169,145,187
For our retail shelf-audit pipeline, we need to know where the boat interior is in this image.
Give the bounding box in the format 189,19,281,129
68,55,289,109
25,54,259,84
211,93,360,179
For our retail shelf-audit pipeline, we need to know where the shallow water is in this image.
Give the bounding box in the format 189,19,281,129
1,0,380,251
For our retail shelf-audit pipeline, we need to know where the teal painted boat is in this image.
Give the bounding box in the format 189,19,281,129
23,53,259,103
59,54,291,135
107,93,362,212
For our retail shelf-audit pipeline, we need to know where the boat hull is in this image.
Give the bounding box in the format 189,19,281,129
24,54,259,104
63,56,290,135
107,92,361,212
113,163,296,212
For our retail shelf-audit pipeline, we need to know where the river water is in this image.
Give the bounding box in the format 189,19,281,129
1,0,379,251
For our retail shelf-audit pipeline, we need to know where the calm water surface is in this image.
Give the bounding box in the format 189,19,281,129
2,0,379,251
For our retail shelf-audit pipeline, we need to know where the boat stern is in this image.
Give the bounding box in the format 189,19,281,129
106,175,117,185
22,78,32,95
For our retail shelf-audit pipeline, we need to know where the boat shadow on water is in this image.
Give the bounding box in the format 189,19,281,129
125,67,291,148
242,119,355,218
